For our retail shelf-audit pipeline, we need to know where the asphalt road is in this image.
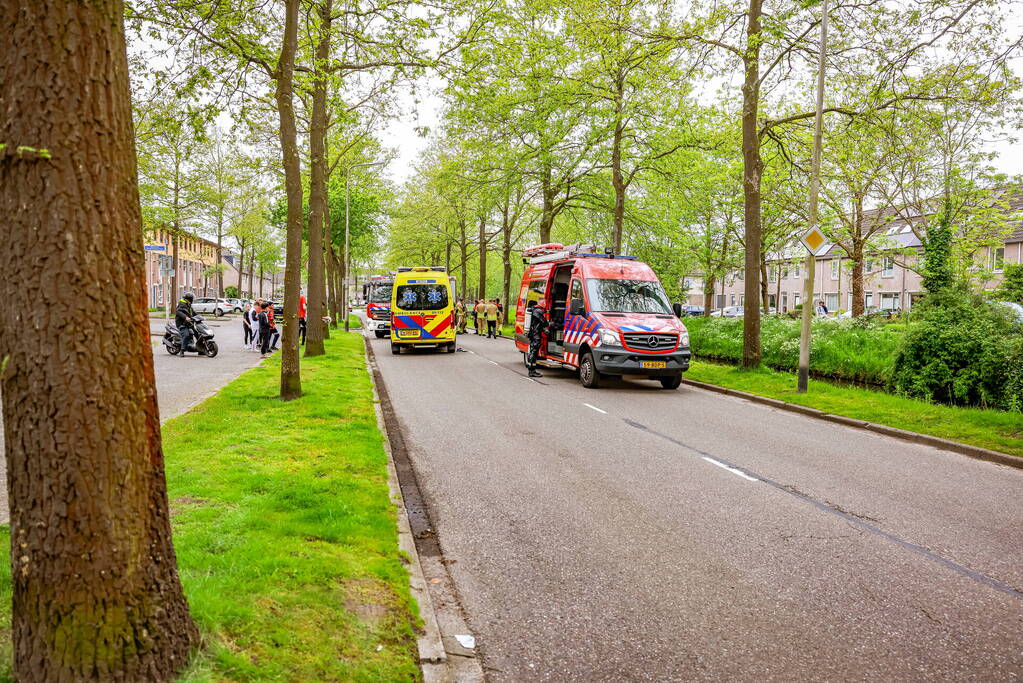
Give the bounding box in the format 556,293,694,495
0,314,262,524
370,329,1023,681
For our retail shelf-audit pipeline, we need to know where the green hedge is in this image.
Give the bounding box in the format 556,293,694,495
685,315,902,385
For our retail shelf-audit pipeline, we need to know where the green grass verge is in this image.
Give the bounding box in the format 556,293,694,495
686,361,1023,458
0,333,419,681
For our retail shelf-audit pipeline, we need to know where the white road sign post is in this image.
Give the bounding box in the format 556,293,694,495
798,0,830,394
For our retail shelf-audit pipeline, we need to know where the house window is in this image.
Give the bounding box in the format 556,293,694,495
826,293,839,312
738,294,745,306
793,263,800,279
830,259,839,280
865,292,873,309
769,268,776,282
990,247,1005,271
781,292,788,312
882,257,894,278
782,267,789,279
737,269,744,280
730,294,735,306
768,294,777,309
880,293,900,311
793,293,800,308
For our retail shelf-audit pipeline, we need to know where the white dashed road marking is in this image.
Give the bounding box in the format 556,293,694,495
702,456,758,482
583,403,608,415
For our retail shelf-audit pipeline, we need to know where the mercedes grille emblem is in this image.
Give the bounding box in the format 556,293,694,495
648,335,659,348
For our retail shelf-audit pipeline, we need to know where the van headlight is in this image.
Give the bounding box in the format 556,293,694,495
680,333,690,347
599,329,621,346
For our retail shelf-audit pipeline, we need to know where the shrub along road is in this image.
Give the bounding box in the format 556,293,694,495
374,330,1023,680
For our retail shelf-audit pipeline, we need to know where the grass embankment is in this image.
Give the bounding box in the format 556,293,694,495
0,333,419,680
687,361,1023,458
686,316,902,385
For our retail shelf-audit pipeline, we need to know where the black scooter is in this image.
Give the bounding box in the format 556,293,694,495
163,315,219,358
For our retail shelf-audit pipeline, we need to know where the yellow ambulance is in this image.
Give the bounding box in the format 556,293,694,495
389,267,456,354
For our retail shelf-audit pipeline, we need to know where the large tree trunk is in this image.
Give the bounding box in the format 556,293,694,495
477,215,488,299
277,0,303,399
740,0,764,367
851,246,865,316
322,200,332,338
237,242,245,295
703,276,715,317
0,1,198,679
171,231,180,303
760,260,769,312
611,76,626,253
458,219,469,300
501,201,513,325
539,164,554,244
304,0,332,356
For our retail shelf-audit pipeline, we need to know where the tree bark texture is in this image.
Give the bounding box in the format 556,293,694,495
276,0,303,399
0,1,198,679
539,165,554,244
477,215,488,299
501,202,512,325
740,0,764,367
304,0,332,357
611,75,626,254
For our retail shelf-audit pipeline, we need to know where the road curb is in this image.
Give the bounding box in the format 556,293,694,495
361,330,484,682
682,378,1023,471
360,335,448,678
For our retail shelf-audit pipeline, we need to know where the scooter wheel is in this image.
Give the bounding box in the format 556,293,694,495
204,341,219,358
166,342,181,355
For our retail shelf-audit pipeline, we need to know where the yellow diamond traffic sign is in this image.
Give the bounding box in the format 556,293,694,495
800,225,827,254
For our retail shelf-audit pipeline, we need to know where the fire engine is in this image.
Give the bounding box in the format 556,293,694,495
363,274,394,338
515,244,691,389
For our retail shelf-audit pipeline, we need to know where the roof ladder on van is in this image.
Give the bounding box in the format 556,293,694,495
522,243,639,265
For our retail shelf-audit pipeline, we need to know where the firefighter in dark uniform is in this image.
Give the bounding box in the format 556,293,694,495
526,300,549,378
175,292,196,356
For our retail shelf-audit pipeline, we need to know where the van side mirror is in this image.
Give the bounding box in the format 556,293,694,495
570,298,585,316
672,302,683,318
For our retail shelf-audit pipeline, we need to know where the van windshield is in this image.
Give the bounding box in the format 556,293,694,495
585,279,672,315
395,284,448,310
367,283,392,303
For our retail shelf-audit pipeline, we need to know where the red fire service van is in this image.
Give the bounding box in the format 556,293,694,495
514,243,691,389
363,274,394,338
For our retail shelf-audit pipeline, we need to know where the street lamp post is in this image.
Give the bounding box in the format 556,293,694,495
344,160,385,332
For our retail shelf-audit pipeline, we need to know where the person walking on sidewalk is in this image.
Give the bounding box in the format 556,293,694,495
298,292,307,345
248,302,262,351
257,302,271,358
242,302,253,348
526,301,549,378
485,299,499,338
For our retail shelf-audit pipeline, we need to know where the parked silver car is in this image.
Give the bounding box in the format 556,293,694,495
191,297,233,317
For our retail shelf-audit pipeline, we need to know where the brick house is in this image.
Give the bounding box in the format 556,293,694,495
142,229,278,308
709,198,1023,314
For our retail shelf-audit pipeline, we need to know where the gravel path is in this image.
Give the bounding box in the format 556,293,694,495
0,315,262,523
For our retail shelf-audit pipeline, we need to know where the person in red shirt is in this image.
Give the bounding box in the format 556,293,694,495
298,292,307,345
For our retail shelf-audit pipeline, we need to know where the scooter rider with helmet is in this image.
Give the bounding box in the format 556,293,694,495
175,292,196,356
526,300,549,378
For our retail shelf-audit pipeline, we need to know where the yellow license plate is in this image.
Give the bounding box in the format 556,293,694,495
396,330,418,338
641,361,667,369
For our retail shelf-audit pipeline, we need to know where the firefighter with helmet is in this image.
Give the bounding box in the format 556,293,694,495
526,300,549,378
